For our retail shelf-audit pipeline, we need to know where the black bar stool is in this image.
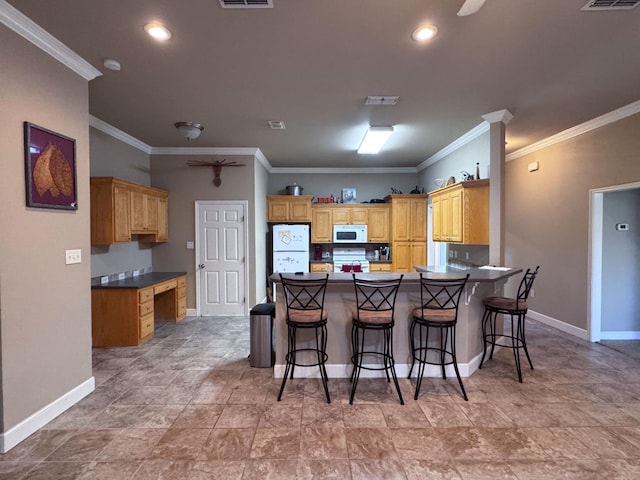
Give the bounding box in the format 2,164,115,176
479,266,540,383
350,274,404,405
409,274,469,401
277,274,331,403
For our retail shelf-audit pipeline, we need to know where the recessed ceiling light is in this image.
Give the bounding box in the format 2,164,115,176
144,23,172,41
411,25,438,42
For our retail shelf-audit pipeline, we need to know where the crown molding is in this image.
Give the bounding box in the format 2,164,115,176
417,122,489,171
0,0,101,80
89,116,153,153
507,100,640,162
270,167,418,174
481,109,514,125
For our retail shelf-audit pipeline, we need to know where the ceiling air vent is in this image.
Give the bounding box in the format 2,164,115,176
219,0,273,8
268,121,285,130
581,0,639,10
365,96,399,106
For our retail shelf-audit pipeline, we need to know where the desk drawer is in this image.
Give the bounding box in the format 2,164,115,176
139,300,154,317
177,287,186,300
139,312,154,339
139,287,154,303
154,279,177,295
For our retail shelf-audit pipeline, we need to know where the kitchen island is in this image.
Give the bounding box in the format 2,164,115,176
270,266,522,379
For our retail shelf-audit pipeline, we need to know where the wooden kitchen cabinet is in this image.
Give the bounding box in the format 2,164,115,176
92,274,186,347
332,206,367,225
369,263,392,272
311,207,333,243
310,262,332,272
91,177,169,245
267,195,312,222
366,205,390,243
429,179,489,244
386,194,427,271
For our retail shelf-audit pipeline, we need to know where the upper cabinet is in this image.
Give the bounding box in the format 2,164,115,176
429,179,489,244
90,177,169,245
309,204,391,243
267,195,313,222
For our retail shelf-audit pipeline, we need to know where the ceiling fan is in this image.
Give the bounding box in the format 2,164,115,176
457,0,487,16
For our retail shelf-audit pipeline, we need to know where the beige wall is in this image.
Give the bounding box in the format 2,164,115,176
150,154,264,309
89,127,153,278
0,26,92,432
254,161,270,301
505,113,640,330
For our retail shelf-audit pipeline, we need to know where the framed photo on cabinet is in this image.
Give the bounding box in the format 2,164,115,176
24,122,77,210
342,187,356,204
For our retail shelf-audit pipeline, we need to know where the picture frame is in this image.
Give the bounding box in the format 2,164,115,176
342,187,356,204
24,122,77,210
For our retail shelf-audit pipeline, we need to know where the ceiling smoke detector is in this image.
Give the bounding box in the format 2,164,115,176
365,96,399,106
268,120,286,130
174,122,204,140
218,0,273,8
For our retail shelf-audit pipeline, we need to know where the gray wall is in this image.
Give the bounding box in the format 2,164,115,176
269,172,418,201
505,113,640,330
419,133,490,194
150,154,264,310
254,161,270,301
89,127,153,278
601,189,640,332
0,26,92,433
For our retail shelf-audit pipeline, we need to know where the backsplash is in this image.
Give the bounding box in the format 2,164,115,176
447,244,489,267
90,266,153,286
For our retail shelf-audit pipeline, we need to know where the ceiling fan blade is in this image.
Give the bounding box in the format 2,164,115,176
457,0,487,16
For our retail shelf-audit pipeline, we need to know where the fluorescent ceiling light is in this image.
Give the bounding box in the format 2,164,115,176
357,126,394,154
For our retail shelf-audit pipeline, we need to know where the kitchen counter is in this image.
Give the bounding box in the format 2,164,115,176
270,267,522,379
92,272,186,289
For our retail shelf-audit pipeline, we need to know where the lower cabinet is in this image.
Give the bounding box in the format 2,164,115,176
391,242,427,272
370,263,392,272
310,262,332,272
92,275,186,347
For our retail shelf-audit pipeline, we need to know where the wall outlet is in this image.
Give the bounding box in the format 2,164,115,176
465,251,469,260
65,249,81,264
132,270,140,276
118,273,125,280
530,289,535,298
186,241,195,249
100,276,109,285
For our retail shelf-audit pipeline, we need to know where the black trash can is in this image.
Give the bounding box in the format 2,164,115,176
249,303,275,367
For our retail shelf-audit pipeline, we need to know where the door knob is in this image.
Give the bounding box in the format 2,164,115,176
199,264,205,269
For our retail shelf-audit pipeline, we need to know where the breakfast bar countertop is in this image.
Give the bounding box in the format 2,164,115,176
91,272,187,289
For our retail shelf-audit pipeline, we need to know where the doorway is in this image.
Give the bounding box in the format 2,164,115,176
589,181,640,342
195,201,249,316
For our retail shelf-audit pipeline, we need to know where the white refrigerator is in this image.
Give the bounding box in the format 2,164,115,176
272,224,310,273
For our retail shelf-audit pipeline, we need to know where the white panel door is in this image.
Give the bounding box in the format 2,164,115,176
196,201,247,316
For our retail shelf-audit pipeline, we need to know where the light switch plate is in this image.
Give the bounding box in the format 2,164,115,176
186,241,195,249
65,249,81,264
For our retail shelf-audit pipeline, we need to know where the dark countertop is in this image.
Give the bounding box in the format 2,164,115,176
92,272,186,289
270,266,521,284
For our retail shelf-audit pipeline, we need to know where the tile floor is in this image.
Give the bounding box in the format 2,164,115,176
2,316,640,479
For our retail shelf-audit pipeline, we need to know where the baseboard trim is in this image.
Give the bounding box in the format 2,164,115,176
527,310,589,340
186,308,197,317
273,352,488,380
0,377,95,453
599,331,640,340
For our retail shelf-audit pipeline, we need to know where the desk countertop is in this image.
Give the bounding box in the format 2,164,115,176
91,272,186,289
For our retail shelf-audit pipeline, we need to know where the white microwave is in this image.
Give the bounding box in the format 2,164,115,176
333,224,367,243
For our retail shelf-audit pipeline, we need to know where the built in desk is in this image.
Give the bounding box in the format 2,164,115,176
91,272,186,347
270,267,521,379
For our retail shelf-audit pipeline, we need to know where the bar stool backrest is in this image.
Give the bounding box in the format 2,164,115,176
418,274,470,319
352,275,404,317
516,266,540,302
279,274,329,320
